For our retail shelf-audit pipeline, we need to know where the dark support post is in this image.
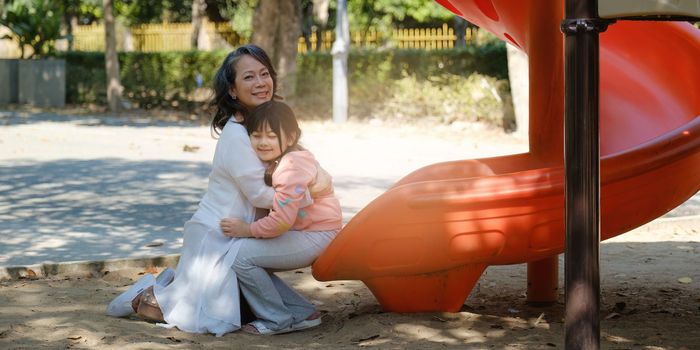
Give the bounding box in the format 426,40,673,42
527,255,559,305
561,1,612,349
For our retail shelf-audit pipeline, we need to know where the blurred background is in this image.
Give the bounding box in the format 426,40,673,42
0,0,517,130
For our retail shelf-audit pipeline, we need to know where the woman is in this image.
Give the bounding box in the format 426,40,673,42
107,45,327,336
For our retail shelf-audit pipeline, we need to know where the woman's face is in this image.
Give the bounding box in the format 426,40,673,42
230,55,274,110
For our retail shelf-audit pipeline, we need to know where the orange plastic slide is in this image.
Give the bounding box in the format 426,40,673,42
312,0,700,312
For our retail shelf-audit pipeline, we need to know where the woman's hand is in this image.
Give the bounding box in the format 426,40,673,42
310,165,332,197
220,218,253,238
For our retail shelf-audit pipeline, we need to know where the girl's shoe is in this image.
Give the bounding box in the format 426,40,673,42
291,311,322,331
241,320,294,335
105,268,175,317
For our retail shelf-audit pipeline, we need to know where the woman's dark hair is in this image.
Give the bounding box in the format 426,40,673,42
210,44,278,135
247,101,303,186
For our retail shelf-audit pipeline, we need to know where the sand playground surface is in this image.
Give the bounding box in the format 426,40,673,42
0,109,698,349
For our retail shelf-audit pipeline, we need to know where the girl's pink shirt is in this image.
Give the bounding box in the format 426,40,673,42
250,150,342,238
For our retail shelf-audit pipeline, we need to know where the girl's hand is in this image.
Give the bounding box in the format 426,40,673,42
220,218,253,238
310,165,332,197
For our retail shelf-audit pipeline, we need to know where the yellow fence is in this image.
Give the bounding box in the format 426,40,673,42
68,22,472,53
70,22,247,52
0,22,476,57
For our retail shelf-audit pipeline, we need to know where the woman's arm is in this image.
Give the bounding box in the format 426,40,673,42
220,123,275,209
309,165,332,196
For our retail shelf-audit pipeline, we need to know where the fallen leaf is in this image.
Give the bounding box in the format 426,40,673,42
432,316,447,322
67,336,82,340
183,145,200,152
145,241,164,247
604,312,621,320
26,269,37,278
678,277,692,284
355,334,379,342
533,312,545,326
166,336,181,343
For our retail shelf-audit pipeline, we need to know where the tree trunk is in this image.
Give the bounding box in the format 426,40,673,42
453,16,467,48
312,0,330,51
62,9,78,51
103,0,122,112
302,2,313,52
277,0,301,98
251,0,278,59
191,0,206,49
251,0,301,99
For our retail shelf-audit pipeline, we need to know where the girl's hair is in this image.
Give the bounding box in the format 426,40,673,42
210,44,278,135
247,100,302,151
247,101,303,186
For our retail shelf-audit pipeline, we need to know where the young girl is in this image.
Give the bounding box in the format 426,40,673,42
219,100,342,335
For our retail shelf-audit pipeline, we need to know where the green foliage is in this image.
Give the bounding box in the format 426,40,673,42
56,45,509,126
60,51,107,103
57,50,228,108
115,0,194,25
296,43,509,122
219,0,257,39
59,0,102,25
346,0,453,32
0,0,63,58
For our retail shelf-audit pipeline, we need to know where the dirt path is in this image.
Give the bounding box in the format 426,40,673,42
0,110,698,349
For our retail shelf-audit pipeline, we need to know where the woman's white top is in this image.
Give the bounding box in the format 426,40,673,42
192,120,275,226
153,120,274,336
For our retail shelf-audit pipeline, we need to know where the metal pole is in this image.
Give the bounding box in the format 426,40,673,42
561,0,612,348
331,0,349,123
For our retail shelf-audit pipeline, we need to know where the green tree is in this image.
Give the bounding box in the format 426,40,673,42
0,0,63,58
218,0,257,40
59,0,102,50
346,0,453,32
115,0,192,25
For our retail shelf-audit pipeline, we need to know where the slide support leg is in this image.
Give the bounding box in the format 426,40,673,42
527,255,559,305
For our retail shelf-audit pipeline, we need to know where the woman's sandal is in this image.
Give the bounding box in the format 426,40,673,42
106,274,155,317
106,268,175,318
135,286,165,323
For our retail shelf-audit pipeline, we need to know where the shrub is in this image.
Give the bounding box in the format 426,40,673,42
295,43,509,122
56,44,510,126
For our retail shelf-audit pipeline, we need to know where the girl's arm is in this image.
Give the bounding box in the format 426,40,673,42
250,153,316,238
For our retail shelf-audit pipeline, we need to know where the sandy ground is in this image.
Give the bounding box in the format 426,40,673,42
0,110,698,349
